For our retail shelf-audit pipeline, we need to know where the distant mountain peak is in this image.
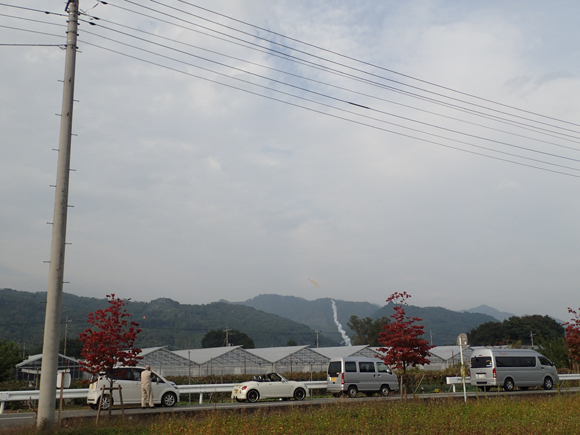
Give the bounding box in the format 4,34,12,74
463,304,515,322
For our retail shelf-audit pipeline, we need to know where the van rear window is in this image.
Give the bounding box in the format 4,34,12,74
328,362,341,376
471,356,492,368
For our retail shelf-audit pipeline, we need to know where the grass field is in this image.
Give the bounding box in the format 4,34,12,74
2,394,580,434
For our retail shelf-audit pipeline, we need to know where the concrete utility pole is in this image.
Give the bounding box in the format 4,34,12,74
37,0,79,427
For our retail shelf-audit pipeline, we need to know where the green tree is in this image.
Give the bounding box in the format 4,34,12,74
201,329,255,349
0,339,23,381
347,315,390,346
537,336,569,368
286,340,298,346
468,315,564,346
59,338,84,359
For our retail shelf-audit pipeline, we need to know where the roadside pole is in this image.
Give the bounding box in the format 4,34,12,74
457,333,468,403
37,0,79,427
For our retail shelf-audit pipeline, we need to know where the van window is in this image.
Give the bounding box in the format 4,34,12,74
328,362,341,376
496,356,537,368
359,362,375,373
377,362,391,373
345,362,357,373
539,357,553,367
471,357,492,368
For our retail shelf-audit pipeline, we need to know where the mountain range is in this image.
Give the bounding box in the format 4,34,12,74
1,288,509,351
235,294,498,346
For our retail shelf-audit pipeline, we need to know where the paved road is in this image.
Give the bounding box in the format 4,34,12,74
2,388,578,429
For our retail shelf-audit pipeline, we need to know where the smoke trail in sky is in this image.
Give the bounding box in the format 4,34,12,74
331,299,352,346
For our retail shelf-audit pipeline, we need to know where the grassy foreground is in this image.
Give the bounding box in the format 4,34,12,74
4,394,580,434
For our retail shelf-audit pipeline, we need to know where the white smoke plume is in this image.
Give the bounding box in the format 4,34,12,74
331,299,352,346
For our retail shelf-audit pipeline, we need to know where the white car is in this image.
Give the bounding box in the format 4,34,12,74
87,367,179,410
231,373,308,403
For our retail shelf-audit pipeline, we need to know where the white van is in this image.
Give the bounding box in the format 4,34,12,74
470,348,558,391
327,357,399,397
87,367,180,410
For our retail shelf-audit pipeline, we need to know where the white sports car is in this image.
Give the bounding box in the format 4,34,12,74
231,373,308,403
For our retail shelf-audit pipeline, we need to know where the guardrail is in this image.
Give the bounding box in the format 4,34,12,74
446,374,580,392
0,381,328,413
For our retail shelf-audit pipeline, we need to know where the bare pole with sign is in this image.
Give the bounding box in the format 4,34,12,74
457,333,468,403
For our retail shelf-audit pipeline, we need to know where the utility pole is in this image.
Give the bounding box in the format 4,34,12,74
224,327,232,346
37,0,79,428
62,317,72,357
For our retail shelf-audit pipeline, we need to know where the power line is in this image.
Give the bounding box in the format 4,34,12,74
0,2,66,17
77,27,580,169
175,0,580,129
145,0,580,131
78,40,580,179
78,15,580,152
93,1,580,140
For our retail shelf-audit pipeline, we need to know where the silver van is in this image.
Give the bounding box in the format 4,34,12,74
470,348,558,391
327,357,399,397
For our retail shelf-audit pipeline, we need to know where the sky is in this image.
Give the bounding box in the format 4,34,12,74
1,0,580,323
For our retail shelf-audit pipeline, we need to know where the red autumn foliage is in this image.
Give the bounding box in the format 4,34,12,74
564,307,580,368
378,292,434,395
78,294,142,377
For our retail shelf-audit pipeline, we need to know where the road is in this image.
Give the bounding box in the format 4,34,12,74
1,388,578,429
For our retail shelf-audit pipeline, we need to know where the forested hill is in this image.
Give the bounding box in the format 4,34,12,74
372,304,498,346
235,294,380,345
238,294,499,346
0,288,339,353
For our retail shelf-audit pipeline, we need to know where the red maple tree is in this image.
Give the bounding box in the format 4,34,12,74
565,307,580,370
79,294,142,381
378,291,434,397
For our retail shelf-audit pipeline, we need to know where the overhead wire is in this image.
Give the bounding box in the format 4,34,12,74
146,0,580,132
78,39,580,179
92,1,580,142
176,0,580,129
78,21,580,167
4,1,580,178
78,15,580,152
5,0,578,142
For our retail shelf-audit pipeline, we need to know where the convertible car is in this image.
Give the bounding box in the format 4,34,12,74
231,373,308,403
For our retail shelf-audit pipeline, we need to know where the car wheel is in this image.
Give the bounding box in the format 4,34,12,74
162,392,177,407
380,385,390,397
347,386,358,398
543,377,554,390
247,390,260,403
99,394,113,410
503,378,515,392
293,388,306,401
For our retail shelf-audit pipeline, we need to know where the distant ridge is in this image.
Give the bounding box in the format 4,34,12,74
233,294,380,345
464,304,516,322
0,288,339,351
237,294,498,346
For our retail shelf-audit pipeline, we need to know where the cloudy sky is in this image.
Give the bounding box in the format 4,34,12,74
2,0,580,322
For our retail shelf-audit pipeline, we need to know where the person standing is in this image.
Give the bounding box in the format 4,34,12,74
141,365,154,408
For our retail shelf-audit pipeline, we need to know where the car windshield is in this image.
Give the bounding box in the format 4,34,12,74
268,373,285,382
